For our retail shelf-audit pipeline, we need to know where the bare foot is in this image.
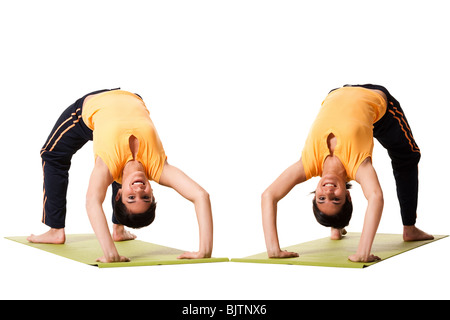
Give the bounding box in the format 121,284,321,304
403,225,434,242
27,228,66,244
330,228,347,240
112,224,137,242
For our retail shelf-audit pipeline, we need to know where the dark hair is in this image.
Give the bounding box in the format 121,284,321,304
312,183,353,229
113,196,157,229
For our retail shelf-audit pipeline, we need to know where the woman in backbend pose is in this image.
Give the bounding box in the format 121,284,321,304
261,84,433,262
29,88,213,263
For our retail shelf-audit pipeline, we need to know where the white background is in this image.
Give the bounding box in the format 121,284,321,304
1,0,449,300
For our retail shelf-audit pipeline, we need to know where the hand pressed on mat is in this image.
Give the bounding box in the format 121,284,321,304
178,251,212,259
268,250,299,259
96,255,130,263
348,253,380,263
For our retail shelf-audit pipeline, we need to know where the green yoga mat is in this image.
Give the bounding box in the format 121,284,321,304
5,234,229,268
231,232,447,268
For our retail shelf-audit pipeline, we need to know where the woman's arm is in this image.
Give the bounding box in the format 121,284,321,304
86,158,129,263
261,160,307,258
352,160,384,262
158,161,213,259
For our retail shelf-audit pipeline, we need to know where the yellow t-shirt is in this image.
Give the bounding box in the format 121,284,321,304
82,90,167,184
301,87,387,181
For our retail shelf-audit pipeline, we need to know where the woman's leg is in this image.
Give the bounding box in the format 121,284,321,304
363,84,433,240
29,89,114,243
370,85,420,226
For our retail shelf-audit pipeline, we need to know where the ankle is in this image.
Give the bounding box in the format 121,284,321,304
112,224,124,234
50,228,66,240
403,225,434,241
330,228,346,240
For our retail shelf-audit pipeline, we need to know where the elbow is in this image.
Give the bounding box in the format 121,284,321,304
370,190,384,208
200,189,210,201
261,189,270,202
85,193,98,212
377,189,384,205
195,188,210,203
379,193,384,209
261,189,277,205
85,195,93,212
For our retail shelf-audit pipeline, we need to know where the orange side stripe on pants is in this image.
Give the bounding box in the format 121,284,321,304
392,106,420,151
42,161,46,224
40,108,82,155
49,124,76,152
40,116,72,155
388,110,420,153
